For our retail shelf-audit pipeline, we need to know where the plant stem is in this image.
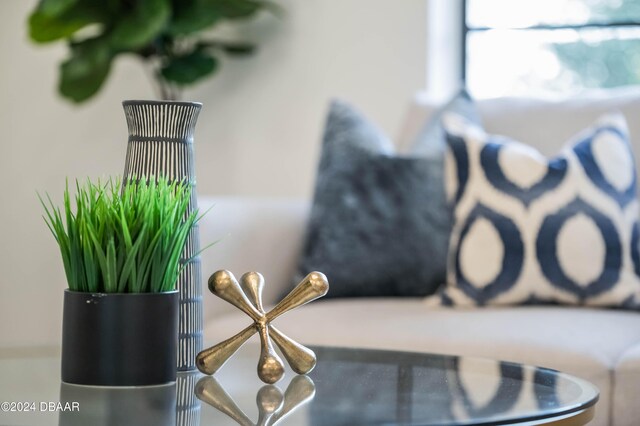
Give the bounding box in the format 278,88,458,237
144,61,163,100
143,60,173,100
156,74,172,100
156,76,182,101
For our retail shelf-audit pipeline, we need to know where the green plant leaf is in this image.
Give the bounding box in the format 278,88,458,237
41,176,206,293
161,50,218,84
118,228,145,292
59,37,112,103
37,0,79,17
105,237,117,292
109,0,171,50
198,40,256,56
168,0,221,35
211,0,267,19
28,3,102,43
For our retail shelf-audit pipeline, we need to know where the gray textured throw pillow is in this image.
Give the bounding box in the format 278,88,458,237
296,92,479,298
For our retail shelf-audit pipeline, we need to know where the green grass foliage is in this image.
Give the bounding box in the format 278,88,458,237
40,176,199,293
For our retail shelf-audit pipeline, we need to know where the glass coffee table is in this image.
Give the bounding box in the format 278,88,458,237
0,344,598,425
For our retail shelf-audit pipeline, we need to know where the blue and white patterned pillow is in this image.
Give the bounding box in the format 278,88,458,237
431,112,640,308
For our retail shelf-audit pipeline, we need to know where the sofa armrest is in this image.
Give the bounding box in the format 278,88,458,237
198,196,310,322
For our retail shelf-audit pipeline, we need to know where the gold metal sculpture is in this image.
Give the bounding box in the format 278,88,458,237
196,270,329,384
195,375,316,426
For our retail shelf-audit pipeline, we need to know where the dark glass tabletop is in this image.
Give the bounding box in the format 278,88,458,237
0,344,598,426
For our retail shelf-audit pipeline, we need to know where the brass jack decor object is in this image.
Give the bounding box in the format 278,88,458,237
196,271,329,384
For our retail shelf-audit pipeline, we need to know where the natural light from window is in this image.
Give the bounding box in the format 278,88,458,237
467,0,640,99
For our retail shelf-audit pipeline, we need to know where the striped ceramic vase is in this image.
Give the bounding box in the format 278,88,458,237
122,100,203,371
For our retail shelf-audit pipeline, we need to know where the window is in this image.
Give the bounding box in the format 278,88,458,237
464,0,640,98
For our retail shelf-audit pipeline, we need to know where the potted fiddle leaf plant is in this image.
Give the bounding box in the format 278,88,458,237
28,0,279,103
40,176,200,386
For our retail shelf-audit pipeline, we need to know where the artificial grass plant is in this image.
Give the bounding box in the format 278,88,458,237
40,176,199,293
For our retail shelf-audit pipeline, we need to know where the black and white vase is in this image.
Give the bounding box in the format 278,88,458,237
122,100,203,371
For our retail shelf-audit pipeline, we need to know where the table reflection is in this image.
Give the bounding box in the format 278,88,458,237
58,371,201,426
195,375,315,426
308,347,569,426
50,346,592,426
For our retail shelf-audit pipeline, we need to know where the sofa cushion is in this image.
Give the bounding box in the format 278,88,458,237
479,87,640,163
613,342,640,426
295,97,476,298
432,112,640,309
398,87,640,193
409,89,481,156
198,196,310,324
205,300,640,426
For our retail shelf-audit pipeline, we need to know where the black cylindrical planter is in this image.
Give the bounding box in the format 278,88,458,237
61,290,179,386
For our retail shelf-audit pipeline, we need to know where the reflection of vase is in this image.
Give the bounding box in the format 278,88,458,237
176,371,202,426
122,100,203,371
58,381,176,426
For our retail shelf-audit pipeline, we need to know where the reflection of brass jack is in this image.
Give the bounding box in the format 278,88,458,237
195,375,316,426
196,270,328,384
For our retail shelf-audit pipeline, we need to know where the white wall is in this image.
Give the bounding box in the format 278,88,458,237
0,0,428,347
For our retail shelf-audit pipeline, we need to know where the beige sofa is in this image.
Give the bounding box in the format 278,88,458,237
200,88,640,426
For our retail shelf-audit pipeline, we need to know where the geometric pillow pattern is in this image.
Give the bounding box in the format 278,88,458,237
431,112,640,308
